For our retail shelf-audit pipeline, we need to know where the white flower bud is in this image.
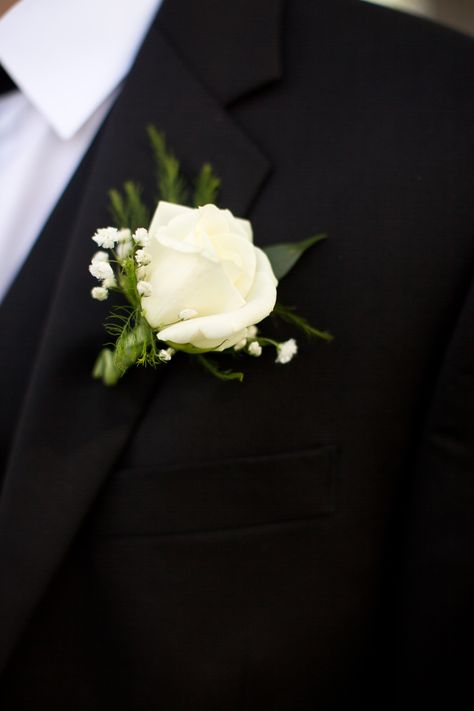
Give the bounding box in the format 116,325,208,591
248,341,262,357
247,325,258,338
234,338,247,351
91,250,109,263
116,244,131,262
116,242,131,261
92,227,119,249
137,280,152,297
136,266,148,281
275,338,298,364
91,286,108,301
135,249,152,266
89,260,114,281
102,276,117,289
133,228,149,246
158,347,175,362
113,228,133,261
117,228,131,242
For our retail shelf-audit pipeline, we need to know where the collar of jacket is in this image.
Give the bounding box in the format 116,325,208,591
157,0,284,105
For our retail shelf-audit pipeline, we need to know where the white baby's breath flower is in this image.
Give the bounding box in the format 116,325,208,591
234,338,247,351
117,228,131,242
179,308,198,321
116,241,133,261
137,280,152,297
91,286,108,301
158,347,175,362
92,227,119,249
89,260,114,281
91,250,109,263
115,228,133,260
135,249,151,266
248,341,262,357
133,228,149,246
275,338,298,364
247,325,258,338
102,276,117,289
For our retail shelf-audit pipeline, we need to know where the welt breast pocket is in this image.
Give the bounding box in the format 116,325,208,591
90,446,338,537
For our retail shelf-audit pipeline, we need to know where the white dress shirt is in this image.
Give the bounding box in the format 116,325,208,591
0,0,163,303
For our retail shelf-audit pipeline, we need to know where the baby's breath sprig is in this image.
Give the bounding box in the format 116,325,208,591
90,224,161,385
234,328,299,365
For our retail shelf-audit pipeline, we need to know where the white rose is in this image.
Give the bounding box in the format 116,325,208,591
141,202,278,351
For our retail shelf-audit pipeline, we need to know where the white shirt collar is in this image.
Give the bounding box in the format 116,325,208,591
0,0,163,140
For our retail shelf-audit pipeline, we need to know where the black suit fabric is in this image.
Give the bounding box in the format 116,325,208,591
0,1,473,709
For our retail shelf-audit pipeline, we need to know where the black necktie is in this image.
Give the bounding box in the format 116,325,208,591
0,65,16,95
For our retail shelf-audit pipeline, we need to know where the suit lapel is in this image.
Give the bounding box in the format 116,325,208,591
0,0,283,672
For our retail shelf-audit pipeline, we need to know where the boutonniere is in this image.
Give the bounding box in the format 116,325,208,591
90,126,332,385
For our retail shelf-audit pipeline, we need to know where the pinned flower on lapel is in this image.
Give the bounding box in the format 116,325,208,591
90,127,332,385
141,202,277,351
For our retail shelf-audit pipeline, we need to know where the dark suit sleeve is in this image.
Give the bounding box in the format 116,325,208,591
394,273,474,705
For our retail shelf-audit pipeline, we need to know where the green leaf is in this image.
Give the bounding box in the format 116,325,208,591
264,233,327,280
193,163,221,206
92,348,122,386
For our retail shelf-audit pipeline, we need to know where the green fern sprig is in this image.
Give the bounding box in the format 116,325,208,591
193,163,221,206
109,182,149,232
116,254,140,308
135,317,162,368
273,303,333,342
147,124,189,204
196,354,244,382
103,308,163,378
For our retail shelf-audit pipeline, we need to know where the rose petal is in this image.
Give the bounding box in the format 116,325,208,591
149,201,194,238
157,248,277,349
142,245,246,329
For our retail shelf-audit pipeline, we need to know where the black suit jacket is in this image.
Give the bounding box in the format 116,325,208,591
0,1,473,708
